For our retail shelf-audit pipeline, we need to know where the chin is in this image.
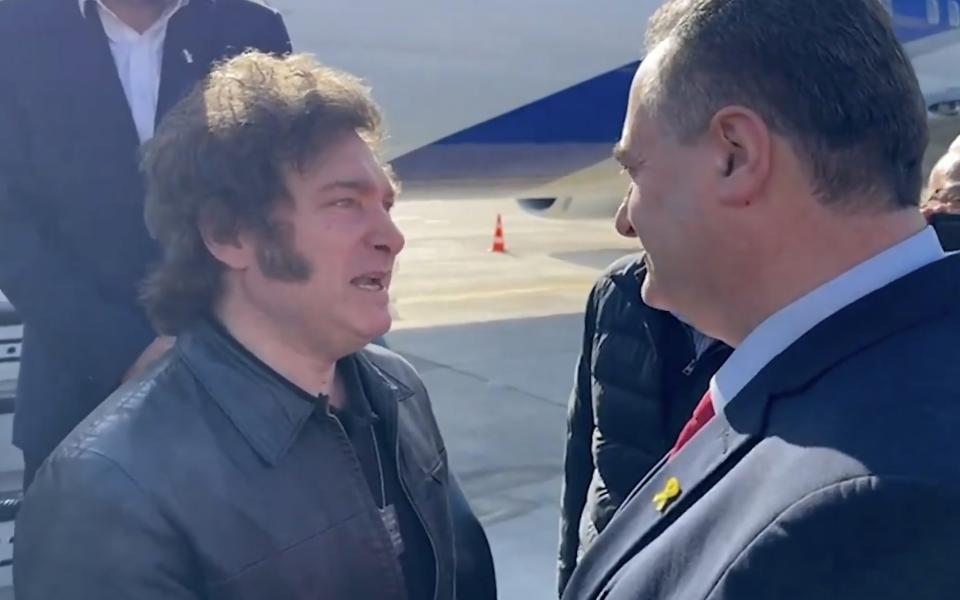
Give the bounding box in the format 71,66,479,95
640,273,672,312
356,311,392,343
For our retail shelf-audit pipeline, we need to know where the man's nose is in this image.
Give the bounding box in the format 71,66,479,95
370,206,406,256
615,190,636,238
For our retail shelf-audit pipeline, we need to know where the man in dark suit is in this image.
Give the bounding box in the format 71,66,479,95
0,0,291,488
563,1,960,598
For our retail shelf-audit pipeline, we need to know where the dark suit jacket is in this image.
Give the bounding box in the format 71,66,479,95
0,0,291,467
562,252,960,600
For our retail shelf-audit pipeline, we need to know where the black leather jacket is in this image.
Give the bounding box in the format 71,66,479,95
14,320,495,600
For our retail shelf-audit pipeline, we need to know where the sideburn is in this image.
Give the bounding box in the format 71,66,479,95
255,222,312,281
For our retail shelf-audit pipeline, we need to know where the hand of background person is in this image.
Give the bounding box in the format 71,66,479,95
922,200,960,220
922,184,960,220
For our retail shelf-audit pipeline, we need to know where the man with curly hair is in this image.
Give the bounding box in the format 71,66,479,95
14,51,495,600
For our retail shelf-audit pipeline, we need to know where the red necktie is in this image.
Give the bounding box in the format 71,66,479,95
668,390,716,459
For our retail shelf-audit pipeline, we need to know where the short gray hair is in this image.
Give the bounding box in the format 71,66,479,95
643,0,928,210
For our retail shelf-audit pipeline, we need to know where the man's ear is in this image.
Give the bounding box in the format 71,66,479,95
198,213,254,271
708,106,772,208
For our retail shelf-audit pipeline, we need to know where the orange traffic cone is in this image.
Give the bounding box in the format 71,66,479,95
490,214,506,253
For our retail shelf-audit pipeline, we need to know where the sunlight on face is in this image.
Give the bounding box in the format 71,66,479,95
614,48,716,316
243,131,405,354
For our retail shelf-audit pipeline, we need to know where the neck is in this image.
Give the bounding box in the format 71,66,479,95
99,0,168,33
214,295,343,405
719,206,927,345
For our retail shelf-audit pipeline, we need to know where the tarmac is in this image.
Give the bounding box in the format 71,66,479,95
385,197,635,598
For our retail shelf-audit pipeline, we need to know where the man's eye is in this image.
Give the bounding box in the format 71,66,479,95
333,198,356,208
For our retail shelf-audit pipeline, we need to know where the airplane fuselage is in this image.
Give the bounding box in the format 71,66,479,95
270,0,960,216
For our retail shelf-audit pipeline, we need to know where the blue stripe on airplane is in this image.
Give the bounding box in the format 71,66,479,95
392,0,953,191
892,0,958,42
391,62,635,192
437,62,638,146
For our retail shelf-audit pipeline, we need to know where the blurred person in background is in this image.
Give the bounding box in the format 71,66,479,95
0,0,292,489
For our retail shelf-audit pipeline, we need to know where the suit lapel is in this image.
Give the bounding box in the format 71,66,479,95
571,252,960,600
61,3,139,153
570,385,764,599
156,0,215,124
62,1,214,139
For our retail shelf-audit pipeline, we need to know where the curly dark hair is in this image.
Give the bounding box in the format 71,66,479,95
140,51,383,334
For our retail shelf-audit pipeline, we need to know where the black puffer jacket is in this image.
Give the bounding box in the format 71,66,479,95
557,254,732,595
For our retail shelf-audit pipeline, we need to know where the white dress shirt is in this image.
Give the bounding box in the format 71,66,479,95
710,226,946,413
81,0,189,143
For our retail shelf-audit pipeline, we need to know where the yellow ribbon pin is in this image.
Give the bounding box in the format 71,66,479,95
652,477,682,512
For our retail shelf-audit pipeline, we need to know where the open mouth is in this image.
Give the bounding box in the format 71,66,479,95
351,272,389,292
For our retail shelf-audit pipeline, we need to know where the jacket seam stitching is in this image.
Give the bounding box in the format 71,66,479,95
69,446,151,497
204,509,374,588
66,447,197,550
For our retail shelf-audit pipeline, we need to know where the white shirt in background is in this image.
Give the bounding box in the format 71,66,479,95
80,0,190,143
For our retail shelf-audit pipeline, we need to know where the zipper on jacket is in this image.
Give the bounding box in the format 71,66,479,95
681,325,700,375
394,420,441,600
681,341,727,376
325,407,409,600
683,340,723,376
323,400,442,600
